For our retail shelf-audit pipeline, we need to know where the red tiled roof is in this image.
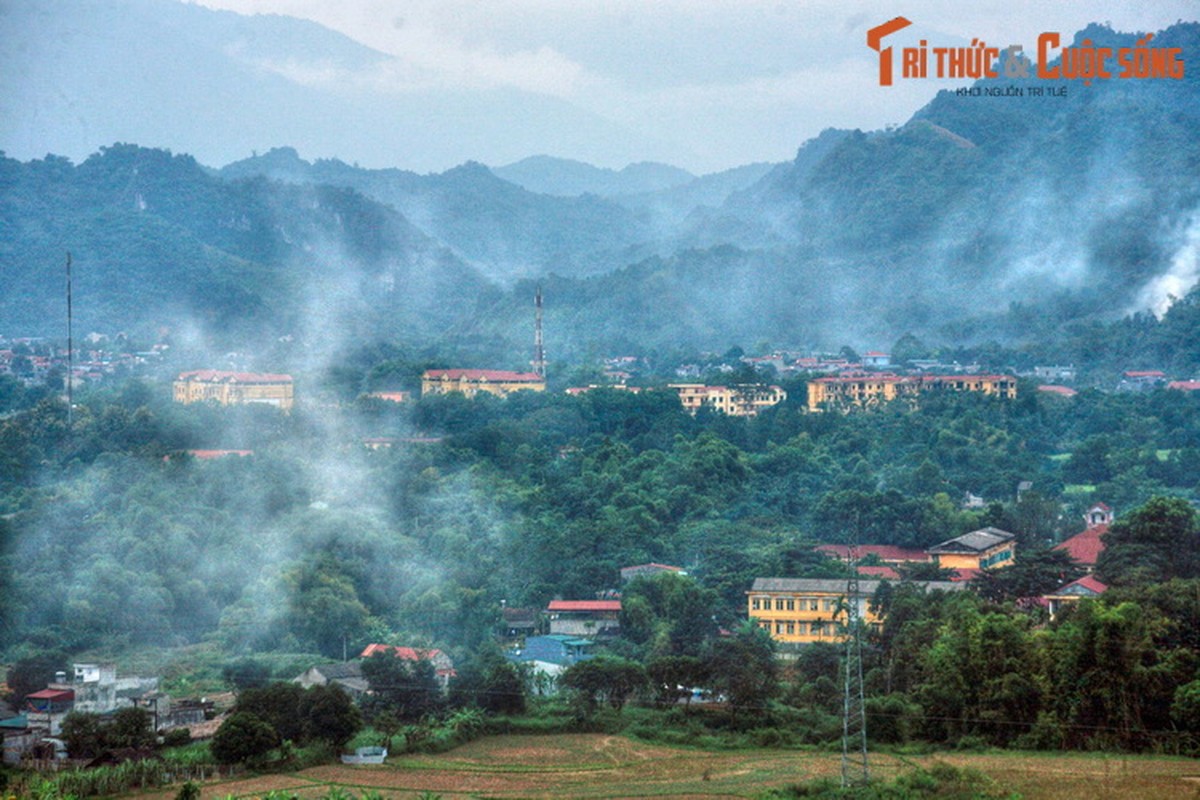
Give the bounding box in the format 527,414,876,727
1169,381,1200,391
177,370,292,383
187,449,253,459
1037,385,1078,397
857,565,901,580
423,369,542,381
547,600,622,612
621,563,684,572
812,373,1013,385
816,544,930,563
949,568,981,582
1124,370,1165,378
1052,575,1109,596
360,644,445,661
1054,524,1108,566
368,391,410,402
1090,502,1112,512
26,689,73,701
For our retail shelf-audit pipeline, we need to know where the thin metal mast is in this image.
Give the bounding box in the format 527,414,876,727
532,285,546,379
66,252,73,427
841,531,869,787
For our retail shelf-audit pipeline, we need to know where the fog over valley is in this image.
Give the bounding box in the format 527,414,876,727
3,4,1200,796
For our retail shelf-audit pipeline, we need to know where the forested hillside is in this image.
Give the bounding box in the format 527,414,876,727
4,22,1198,363
4,365,1200,754
0,144,493,348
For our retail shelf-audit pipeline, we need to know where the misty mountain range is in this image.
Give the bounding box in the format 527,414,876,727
1,16,1199,363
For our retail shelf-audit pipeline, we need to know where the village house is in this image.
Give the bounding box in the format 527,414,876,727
24,688,74,736
506,635,595,679
1118,370,1167,391
861,351,891,368
359,644,457,690
2,714,42,766
1054,503,1113,572
814,544,929,566
499,606,539,638
669,383,786,416
1037,385,1079,398
818,529,1017,582
1044,575,1109,621
546,599,621,637
926,528,1017,576
619,563,687,582
173,370,295,411
293,662,370,697
564,384,642,396
364,390,411,403
747,577,964,646
420,368,546,398
13,664,169,761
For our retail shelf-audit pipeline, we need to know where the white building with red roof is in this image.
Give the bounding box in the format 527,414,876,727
546,599,621,637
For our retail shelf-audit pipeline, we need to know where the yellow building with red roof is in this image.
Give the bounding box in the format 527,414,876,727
421,368,546,398
173,370,294,411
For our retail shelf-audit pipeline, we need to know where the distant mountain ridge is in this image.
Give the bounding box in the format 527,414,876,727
492,156,696,197
3,21,1199,362
219,149,660,282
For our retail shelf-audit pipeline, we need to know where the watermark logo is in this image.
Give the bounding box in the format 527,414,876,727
867,18,1185,88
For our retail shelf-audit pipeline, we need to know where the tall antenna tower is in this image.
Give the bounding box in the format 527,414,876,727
532,285,546,379
841,532,870,788
65,252,74,427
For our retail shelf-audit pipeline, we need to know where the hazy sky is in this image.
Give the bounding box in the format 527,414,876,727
188,0,1198,172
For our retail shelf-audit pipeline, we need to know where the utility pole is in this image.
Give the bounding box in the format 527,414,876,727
532,285,546,379
841,533,869,788
65,252,73,427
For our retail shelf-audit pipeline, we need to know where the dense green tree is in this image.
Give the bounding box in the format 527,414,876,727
235,683,305,743
222,658,272,692
618,572,719,658
60,712,106,759
560,656,648,712
705,623,778,723
108,707,155,748
210,711,279,765
973,547,1084,603
4,651,68,705
1097,496,1200,585
449,650,526,715
645,655,710,707
361,651,443,721
298,684,361,746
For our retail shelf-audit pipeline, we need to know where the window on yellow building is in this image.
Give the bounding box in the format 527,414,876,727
786,599,795,611
751,598,761,610
776,598,785,611
786,622,794,635
809,599,819,611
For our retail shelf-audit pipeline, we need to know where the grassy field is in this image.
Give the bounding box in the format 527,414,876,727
128,733,1200,800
